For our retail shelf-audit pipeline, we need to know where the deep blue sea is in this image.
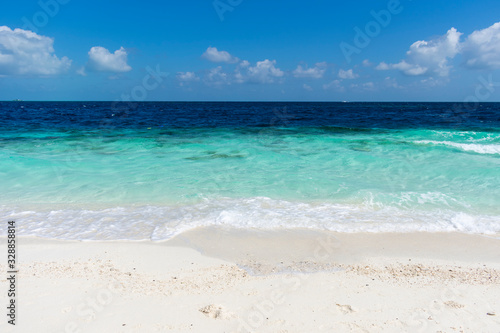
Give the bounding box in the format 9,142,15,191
1,102,499,240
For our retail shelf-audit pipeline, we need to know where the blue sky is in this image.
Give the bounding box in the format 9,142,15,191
1,0,500,101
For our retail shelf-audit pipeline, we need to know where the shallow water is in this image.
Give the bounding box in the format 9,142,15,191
1,102,499,240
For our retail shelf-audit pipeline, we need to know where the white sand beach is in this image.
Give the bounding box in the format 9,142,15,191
1,229,499,332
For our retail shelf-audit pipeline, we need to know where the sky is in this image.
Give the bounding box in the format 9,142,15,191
1,0,500,101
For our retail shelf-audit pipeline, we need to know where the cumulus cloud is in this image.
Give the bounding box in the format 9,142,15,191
462,22,500,70
246,59,284,83
202,47,239,63
323,80,344,92
239,60,250,67
338,69,359,79
86,46,132,73
232,61,250,83
0,26,71,75
419,77,443,87
293,62,326,79
177,71,199,81
349,82,375,91
384,76,401,89
376,27,462,77
76,67,87,76
177,71,199,86
389,61,428,76
376,60,427,76
363,82,375,90
204,66,230,86
303,83,313,91
202,59,284,85
375,62,390,70
376,22,500,77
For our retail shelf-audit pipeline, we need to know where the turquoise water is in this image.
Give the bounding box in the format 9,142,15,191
2,125,500,240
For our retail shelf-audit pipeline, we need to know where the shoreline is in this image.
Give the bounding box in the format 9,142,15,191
1,229,499,332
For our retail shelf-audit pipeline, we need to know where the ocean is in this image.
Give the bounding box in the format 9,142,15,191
1,102,499,240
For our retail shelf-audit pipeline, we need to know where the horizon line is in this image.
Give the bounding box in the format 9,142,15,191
2,100,500,103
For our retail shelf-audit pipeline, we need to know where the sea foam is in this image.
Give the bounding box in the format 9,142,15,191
2,197,499,241
415,140,500,154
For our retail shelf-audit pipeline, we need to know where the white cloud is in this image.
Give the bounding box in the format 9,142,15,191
323,80,344,92
86,46,132,73
204,66,230,86
293,62,326,79
303,83,313,91
239,60,250,67
462,22,500,69
362,59,372,67
384,76,401,89
234,60,251,83
246,59,284,83
338,69,359,79
232,59,285,84
177,71,199,82
377,22,500,76
419,77,443,87
76,67,87,76
375,62,390,70
363,82,375,90
202,47,239,63
234,70,245,83
0,26,71,75
376,28,462,77
349,82,376,91
196,58,285,85
177,71,199,86
391,61,428,76
199,60,284,85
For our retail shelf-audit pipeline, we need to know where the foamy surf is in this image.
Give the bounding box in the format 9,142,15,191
415,140,500,155
2,197,499,241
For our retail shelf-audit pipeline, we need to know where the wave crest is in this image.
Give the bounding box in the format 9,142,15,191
415,140,500,154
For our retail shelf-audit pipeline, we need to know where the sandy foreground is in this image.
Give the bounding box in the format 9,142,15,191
0,228,499,333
